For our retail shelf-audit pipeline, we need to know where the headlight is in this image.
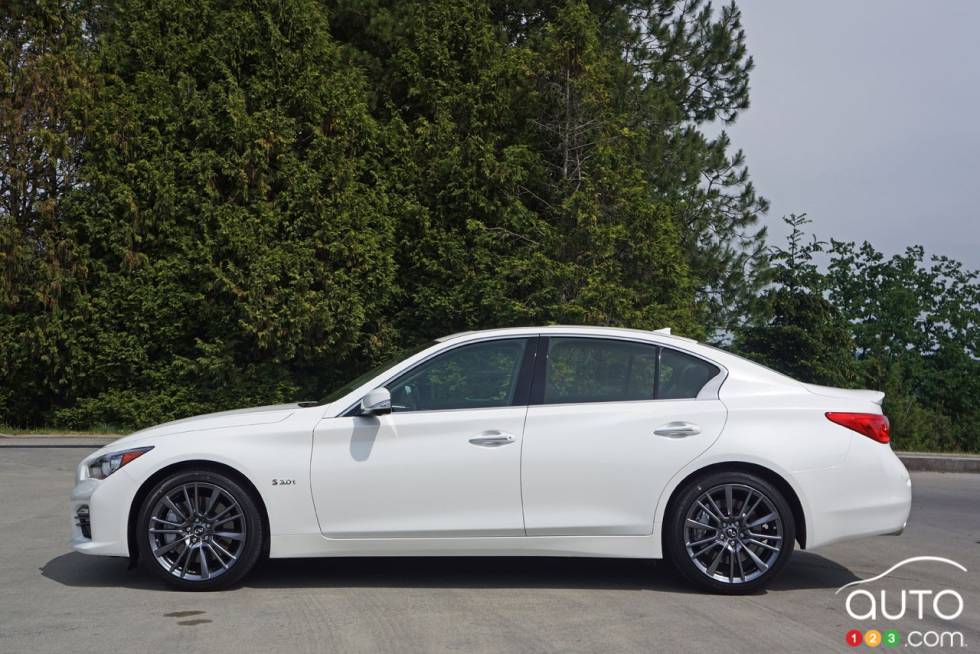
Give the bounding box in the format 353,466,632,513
87,446,154,480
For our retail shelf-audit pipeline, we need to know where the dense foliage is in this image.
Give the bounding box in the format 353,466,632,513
1,1,976,451
735,216,979,452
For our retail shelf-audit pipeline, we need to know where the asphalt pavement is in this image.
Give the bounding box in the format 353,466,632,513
1,439,977,653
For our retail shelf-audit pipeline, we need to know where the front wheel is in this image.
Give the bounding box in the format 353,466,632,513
665,471,796,594
136,470,264,590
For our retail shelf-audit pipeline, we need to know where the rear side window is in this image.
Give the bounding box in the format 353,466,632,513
537,338,720,405
542,338,659,404
659,348,719,399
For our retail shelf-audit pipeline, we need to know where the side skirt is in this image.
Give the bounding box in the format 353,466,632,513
269,533,662,559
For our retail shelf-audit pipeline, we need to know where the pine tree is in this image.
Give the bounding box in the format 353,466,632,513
327,0,763,341
733,215,857,387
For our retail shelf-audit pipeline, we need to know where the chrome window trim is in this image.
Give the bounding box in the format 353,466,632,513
342,404,532,418
337,331,729,417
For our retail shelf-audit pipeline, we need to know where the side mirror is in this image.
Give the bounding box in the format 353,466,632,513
359,387,392,415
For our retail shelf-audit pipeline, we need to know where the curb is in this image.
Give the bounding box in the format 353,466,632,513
897,452,980,474
0,433,121,438
0,435,117,448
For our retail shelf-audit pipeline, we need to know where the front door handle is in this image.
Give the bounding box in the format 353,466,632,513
654,422,701,438
468,431,516,447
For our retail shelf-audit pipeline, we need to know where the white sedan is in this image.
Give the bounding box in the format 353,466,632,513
70,326,911,593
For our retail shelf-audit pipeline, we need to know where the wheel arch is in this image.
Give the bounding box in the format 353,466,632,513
126,459,271,562
660,461,807,550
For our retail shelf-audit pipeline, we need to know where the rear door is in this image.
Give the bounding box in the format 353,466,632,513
520,337,727,536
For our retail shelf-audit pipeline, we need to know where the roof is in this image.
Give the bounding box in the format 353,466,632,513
435,325,698,344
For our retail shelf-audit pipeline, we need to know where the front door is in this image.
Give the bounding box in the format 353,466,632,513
311,337,534,538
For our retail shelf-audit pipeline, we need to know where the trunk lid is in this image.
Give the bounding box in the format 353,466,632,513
802,383,885,407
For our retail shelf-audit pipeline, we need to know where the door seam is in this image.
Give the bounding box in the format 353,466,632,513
518,404,530,536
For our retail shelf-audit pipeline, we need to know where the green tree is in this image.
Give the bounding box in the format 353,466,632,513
328,0,766,340
2,0,775,430
617,1,770,334
733,215,857,386
0,0,93,424
735,216,980,453
826,241,980,452
4,0,400,428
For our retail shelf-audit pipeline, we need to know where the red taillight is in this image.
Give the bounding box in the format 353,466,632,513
826,412,890,444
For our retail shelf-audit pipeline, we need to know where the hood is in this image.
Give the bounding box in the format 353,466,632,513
802,383,885,407
104,403,307,450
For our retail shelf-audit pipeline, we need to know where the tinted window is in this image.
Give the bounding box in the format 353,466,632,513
542,338,659,404
659,347,719,399
386,339,529,412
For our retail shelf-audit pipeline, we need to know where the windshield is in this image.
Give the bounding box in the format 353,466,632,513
320,341,436,405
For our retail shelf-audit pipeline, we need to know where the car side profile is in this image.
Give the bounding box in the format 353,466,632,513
70,326,912,593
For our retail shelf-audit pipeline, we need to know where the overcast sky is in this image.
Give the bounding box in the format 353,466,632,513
725,0,980,269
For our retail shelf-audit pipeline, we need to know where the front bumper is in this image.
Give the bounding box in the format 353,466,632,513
70,474,135,557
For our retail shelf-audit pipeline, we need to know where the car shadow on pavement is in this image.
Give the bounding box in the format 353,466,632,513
41,550,857,594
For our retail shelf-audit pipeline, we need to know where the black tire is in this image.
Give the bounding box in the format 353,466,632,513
665,470,795,594
136,469,264,591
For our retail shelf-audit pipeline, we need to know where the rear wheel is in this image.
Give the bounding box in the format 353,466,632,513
665,471,795,594
136,470,263,590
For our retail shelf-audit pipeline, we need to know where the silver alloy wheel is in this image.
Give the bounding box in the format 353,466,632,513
683,483,783,584
147,482,246,581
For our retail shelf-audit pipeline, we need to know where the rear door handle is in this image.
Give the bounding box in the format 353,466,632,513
468,431,516,447
654,422,701,438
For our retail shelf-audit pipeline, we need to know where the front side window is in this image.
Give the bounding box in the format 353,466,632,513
386,338,530,412
542,338,659,404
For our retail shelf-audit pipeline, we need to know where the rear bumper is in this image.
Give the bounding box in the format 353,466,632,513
797,435,911,549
